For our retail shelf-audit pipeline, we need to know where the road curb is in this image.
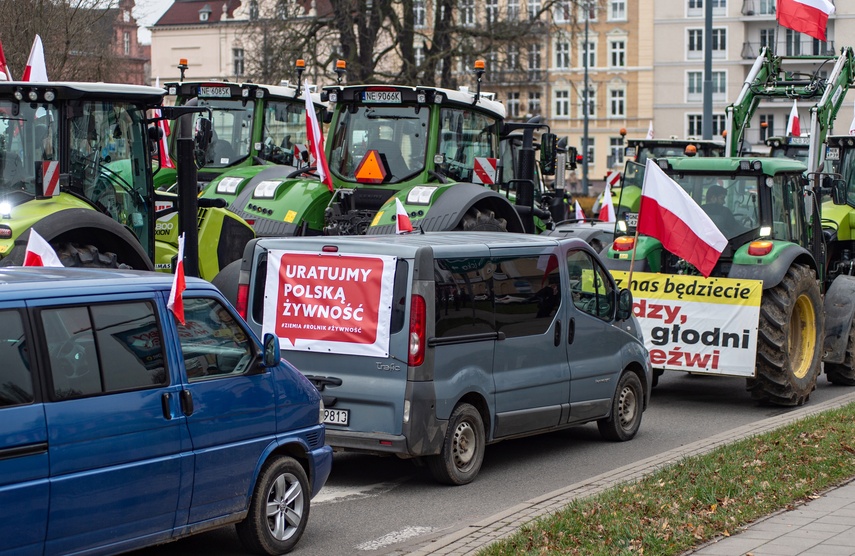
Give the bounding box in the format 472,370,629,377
395,390,855,555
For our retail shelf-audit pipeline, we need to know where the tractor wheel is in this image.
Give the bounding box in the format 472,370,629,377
457,208,508,232
747,264,823,406
825,325,855,386
55,243,129,269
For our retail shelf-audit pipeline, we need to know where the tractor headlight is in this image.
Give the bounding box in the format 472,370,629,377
0,202,11,218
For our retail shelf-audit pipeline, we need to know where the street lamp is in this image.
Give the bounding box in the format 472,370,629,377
581,0,590,196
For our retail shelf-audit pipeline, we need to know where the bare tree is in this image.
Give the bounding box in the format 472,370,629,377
0,0,124,81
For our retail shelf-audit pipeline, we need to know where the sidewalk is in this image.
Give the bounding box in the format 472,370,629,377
395,391,855,556
688,480,855,556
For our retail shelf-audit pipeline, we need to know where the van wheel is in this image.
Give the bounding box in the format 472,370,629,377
597,371,643,442
236,456,310,555
427,403,485,485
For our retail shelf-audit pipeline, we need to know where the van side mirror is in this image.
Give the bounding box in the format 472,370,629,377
262,333,281,368
616,288,633,321
540,132,557,176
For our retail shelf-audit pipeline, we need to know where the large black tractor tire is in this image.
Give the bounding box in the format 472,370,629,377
457,208,508,232
826,325,855,386
55,243,127,269
211,259,242,306
747,264,823,406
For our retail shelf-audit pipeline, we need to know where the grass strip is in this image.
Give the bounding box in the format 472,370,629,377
481,402,855,556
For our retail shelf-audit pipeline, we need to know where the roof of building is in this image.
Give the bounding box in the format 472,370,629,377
155,0,243,26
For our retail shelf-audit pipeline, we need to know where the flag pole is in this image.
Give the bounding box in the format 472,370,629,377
626,227,640,290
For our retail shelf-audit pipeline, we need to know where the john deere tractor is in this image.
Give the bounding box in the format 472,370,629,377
0,81,252,279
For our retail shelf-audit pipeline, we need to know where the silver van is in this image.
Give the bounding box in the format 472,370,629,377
235,232,651,484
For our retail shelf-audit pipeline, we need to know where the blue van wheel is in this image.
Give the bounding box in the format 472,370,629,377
597,371,643,442
427,403,485,485
236,456,310,555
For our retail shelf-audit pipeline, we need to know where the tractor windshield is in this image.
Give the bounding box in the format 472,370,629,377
328,105,428,183
179,99,254,168
668,173,761,240
259,100,306,166
437,108,499,183
0,100,59,200
67,100,153,255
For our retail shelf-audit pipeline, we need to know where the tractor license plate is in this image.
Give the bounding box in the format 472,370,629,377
625,212,638,228
363,91,401,103
323,409,349,426
198,86,231,98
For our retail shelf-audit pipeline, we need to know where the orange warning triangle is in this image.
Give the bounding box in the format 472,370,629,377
355,150,388,184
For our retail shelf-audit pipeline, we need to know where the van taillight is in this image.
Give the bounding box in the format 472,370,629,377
408,294,426,367
236,284,249,320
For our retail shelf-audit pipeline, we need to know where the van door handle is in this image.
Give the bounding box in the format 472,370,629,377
567,318,576,345
180,390,194,416
554,320,561,347
161,392,172,420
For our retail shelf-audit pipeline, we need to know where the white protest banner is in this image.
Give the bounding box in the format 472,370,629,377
612,271,762,376
263,251,397,357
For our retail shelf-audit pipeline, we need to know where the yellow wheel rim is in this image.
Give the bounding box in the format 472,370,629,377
789,293,817,380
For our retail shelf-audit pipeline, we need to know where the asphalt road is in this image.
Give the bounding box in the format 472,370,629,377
135,371,854,556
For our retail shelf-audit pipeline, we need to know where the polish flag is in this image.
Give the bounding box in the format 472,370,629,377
395,198,413,234
777,0,835,42
574,199,585,222
637,159,727,277
153,109,175,169
0,39,13,81
21,35,48,82
787,100,801,137
598,184,616,223
304,83,333,192
646,120,654,140
167,233,186,325
23,229,63,267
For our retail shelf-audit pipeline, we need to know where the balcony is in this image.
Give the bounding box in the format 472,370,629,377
741,40,836,60
741,0,775,16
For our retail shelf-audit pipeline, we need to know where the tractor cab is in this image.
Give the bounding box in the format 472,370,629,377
624,139,726,164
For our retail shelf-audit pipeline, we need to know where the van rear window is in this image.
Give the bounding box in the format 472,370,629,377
434,255,560,339
0,310,33,407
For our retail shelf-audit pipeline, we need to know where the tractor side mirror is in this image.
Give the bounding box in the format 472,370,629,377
540,132,557,176
566,146,578,170
832,179,847,205
194,118,213,154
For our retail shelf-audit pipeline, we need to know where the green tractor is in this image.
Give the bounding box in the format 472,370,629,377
204,63,560,241
0,81,252,280
605,155,855,405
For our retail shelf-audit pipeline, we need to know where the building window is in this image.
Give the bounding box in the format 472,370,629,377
554,0,571,22
785,30,801,55
123,31,130,55
508,0,519,20
555,90,570,117
608,87,625,117
507,92,521,118
608,0,626,20
528,43,542,79
759,114,775,140
555,41,571,70
199,9,210,21
507,44,519,70
712,114,726,135
688,29,703,58
609,137,624,167
609,40,625,67
759,0,775,15
415,45,426,68
579,2,597,21
486,0,499,23
414,0,426,27
249,0,259,19
687,114,727,137
579,86,596,118
712,71,726,100
528,0,541,20
711,28,726,56
528,92,541,115
460,0,475,26
760,28,775,50
687,71,703,102
233,48,245,77
579,40,596,68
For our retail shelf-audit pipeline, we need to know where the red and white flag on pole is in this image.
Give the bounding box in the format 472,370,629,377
787,100,801,137
395,198,413,234
304,83,333,192
598,184,616,223
22,35,48,82
23,229,63,267
637,159,727,277
153,109,175,169
574,199,585,222
0,39,13,81
646,120,655,139
777,0,835,42
167,233,186,325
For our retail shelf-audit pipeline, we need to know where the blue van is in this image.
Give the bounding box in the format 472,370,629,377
0,267,332,555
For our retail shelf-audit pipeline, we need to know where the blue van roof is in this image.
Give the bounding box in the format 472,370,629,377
0,267,210,295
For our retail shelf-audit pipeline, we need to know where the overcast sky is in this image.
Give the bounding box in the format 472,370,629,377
134,0,174,44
